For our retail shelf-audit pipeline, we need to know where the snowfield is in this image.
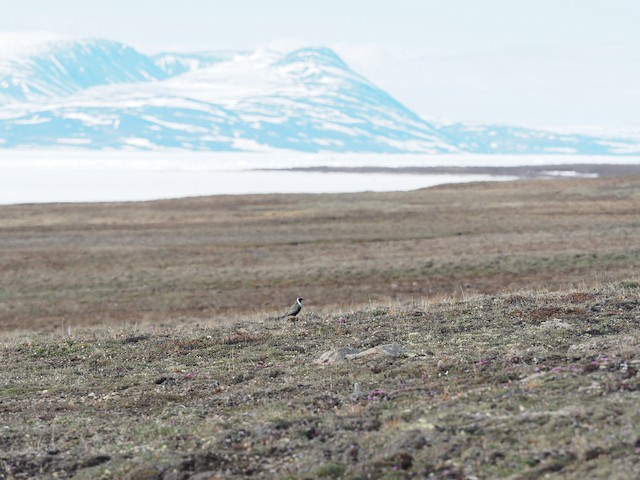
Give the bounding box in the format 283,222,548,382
1,150,639,204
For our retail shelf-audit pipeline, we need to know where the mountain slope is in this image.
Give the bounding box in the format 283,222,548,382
152,50,243,77
0,36,639,154
0,36,167,103
436,121,640,155
0,40,456,152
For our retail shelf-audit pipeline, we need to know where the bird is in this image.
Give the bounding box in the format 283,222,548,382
280,297,304,321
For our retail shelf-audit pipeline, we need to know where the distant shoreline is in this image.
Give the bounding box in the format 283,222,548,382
2,173,638,333
255,163,640,178
2,153,640,204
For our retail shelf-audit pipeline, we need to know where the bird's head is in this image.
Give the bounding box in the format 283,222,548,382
296,297,304,305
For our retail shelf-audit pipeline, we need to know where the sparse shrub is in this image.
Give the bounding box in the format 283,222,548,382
312,463,345,478
618,280,640,289
562,292,596,303
371,307,388,317
220,332,268,345
504,294,533,307
2,282,640,479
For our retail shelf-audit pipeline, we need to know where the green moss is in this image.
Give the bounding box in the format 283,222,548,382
312,463,346,478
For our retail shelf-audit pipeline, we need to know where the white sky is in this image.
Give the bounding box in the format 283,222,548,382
2,0,640,128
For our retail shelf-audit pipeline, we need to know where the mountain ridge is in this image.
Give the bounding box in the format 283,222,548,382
0,36,638,154
0,37,167,103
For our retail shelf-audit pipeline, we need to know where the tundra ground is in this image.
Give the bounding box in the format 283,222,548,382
0,174,639,478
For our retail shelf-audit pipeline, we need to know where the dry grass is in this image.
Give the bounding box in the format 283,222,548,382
1,175,639,333
0,282,638,478
0,175,639,478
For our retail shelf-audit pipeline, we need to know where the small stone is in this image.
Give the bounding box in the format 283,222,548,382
350,382,366,402
314,347,361,364
315,344,409,364
123,334,149,344
348,343,408,360
540,318,572,329
189,472,219,480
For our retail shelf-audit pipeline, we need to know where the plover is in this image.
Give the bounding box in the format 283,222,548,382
281,297,304,320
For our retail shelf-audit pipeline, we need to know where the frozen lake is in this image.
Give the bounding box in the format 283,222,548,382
1,150,639,204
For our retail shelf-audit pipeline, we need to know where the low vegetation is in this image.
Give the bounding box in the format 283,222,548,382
1,175,639,333
0,174,639,478
1,282,639,478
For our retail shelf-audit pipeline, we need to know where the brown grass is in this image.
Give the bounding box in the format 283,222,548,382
0,283,638,479
0,175,639,478
1,175,639,333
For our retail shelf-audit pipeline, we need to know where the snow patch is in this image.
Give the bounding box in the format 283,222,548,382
596,141,640,154
12,116,51,125
123,138,154,148
62,112,118,126
141,115,209,133
55,138,92,145
0,32,69,59
541,170,599,178
543,147,578,154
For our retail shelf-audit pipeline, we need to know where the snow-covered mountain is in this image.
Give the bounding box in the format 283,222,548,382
152,51,243,77
434,122,640,155
0,36,167,103
0,37,453,152
0,35,638,154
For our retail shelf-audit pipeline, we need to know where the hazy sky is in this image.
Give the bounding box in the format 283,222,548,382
3,0,640,128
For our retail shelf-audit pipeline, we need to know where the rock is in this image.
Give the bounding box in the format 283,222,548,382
350,382,366,402
123,334,149,344
314,344,409,364
154,376,176,385
540,318,572,329
349,343,408,359
188,472,219,480
123,467,163,480
314,347,360,364
81,455,111,468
